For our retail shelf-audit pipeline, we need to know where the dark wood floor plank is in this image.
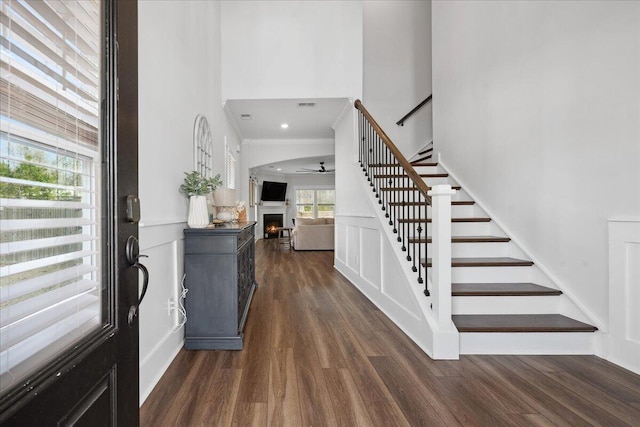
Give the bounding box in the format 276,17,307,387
267,348,302,426
292,327,339,426
323,369,375,426
231,402,267,427
270,298,294,349
494,356,631,427
140,241,640,426
236,284,272,403
506,413,557,427
544,370,640,425
549,355,640,401
160,351,217,426
467,356,584,427
195,368,243,427
369,356,453,426
364,401,412,427
329,323,396,403
139,350,199,426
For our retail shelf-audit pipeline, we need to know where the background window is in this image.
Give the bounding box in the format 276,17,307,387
225,142,236,189
295,189,334,219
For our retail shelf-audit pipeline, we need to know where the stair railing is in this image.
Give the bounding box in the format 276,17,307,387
355,99,454,329
396,94,432,126
355,99,431,295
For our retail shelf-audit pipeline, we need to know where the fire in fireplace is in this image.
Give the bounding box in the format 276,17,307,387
263,214,283,239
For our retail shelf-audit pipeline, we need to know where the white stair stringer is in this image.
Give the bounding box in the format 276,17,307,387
432,155,601,355
334,163,460,360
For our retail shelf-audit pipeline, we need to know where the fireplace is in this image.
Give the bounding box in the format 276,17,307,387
263,214,283,239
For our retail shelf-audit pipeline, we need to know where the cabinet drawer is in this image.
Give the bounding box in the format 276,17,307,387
185,235,237,254
238,227,253,248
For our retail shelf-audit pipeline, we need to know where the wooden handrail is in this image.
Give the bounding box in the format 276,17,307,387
355,99,431,202
396,94,432,126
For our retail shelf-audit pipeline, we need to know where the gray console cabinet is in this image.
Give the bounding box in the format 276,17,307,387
183,222,257,350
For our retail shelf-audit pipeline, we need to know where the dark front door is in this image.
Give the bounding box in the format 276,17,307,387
0,1,140,425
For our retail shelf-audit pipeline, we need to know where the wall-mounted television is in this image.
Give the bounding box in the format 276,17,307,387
260,181,287,202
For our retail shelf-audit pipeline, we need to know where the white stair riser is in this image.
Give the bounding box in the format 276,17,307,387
450,265,533,283
426,222,493,235
413,166,441,174
426,242,511,258
452,296,561,315
459,332,596,355
386,205,481,218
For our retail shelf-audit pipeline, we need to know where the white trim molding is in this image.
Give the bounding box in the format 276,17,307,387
605,218,640,374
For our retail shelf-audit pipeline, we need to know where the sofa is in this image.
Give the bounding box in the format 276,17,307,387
292,218,334,250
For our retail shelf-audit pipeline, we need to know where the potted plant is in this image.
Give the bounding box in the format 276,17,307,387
180,171,222,228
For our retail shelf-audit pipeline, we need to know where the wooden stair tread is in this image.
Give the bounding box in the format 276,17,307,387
422,257,534,267
452,314,597,333
418,147,433,155
399,217,491,223
410,236,511,243
389,200,474,206
409,162,438,167
411,155,432,163
381,185,461,191
452,282,562,296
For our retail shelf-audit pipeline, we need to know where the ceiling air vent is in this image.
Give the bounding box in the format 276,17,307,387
297,102,316,108
240,114,252,120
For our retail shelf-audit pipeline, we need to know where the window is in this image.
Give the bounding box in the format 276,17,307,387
1,0,102,391
295,188,335,219
194,115,213,178
225,141,235,189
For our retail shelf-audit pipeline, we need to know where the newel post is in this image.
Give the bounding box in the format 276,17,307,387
427,184,456,331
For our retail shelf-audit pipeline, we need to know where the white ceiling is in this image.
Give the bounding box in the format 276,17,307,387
255,155,335,176
225,98,349,140
225,98,348,175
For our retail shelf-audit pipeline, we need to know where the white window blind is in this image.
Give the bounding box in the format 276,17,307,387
225,142,235,189
1,0,102,392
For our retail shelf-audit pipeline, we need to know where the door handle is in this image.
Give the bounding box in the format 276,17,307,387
126,235,150,326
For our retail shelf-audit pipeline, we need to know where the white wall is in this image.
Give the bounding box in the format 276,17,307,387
221,1,363,100
432,1,640,327
363,1,432,157
138,0,241,404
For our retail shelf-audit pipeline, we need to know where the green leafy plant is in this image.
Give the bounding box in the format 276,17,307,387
179,171,222,196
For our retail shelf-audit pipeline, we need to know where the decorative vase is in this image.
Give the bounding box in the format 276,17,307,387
188,195,209,228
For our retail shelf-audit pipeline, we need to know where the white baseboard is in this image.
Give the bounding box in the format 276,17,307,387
139,328,184,406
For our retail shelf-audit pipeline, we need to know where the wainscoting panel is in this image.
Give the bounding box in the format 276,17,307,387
138,222,187,404
346,224,360,273
360,226,381,290
381,238,421,319
335,215,431,357
607,218,640,374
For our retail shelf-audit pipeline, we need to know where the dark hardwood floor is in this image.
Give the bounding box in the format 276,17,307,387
141,239,640,426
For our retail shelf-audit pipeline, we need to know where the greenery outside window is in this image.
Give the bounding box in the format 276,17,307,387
295,188,334,219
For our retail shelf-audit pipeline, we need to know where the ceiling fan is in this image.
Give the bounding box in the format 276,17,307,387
297,161,335,174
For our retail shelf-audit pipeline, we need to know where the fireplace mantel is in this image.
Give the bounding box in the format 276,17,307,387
258,204,287,239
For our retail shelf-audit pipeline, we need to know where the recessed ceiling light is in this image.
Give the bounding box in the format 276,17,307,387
281,123,289,129
277,168,282,171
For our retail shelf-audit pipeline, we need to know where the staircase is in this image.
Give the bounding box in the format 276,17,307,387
355,100,597,356
411,159,597,342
